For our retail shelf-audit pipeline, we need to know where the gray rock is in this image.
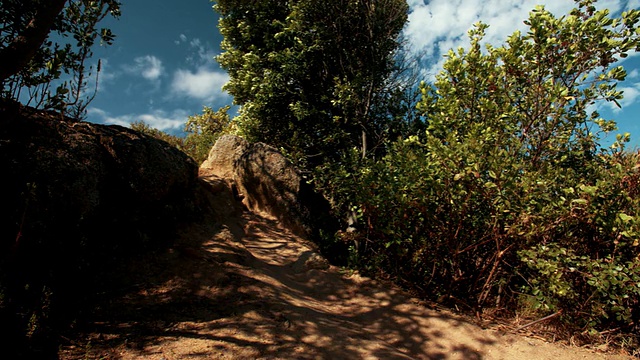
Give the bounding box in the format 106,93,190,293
200,135,336,239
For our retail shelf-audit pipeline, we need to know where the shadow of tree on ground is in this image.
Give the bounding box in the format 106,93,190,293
59,198,501,359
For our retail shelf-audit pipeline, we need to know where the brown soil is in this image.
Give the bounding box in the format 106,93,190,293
59,194,633,359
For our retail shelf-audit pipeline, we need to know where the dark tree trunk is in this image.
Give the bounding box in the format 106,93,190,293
0,0,68,82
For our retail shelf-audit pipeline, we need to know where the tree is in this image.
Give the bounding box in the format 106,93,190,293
418,3,639,167
1,0,120,118
215,0,410,167
337,0,640,333
0,0,67,82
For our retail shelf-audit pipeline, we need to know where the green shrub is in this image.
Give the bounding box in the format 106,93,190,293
130,106,231,165
316,0,640,335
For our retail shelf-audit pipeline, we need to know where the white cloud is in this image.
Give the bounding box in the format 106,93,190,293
168,34,227,103
87,107,187,131
123,55,164,81
185,37,217,66
190,38,202,48
404,0,628,80
175,33,189,45
171,67,229,102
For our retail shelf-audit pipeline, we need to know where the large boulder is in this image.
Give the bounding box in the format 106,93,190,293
0,100,199,356
200,135,335,239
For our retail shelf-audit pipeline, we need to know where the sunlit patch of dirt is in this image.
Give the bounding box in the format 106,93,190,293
59,183,633,360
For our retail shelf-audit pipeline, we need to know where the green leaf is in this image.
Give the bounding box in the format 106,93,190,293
618,213,634,223
484,181,498,189
579,185,598,196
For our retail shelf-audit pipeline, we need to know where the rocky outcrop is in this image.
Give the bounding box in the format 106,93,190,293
200,135,248,180
200,135,336,239
0,100,200,356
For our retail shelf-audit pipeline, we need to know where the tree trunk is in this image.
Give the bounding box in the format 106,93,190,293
0,0,68,83
361,129,367,159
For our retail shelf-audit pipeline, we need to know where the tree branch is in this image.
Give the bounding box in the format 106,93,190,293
0,0,68,83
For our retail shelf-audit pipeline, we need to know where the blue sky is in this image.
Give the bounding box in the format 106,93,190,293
85,0,640,148
87,0,228,133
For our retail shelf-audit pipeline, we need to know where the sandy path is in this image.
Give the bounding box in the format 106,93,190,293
59,209,631,359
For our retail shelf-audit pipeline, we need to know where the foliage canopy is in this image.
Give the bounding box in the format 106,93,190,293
215,0,412,167
0,0,120,118
315,0,640,338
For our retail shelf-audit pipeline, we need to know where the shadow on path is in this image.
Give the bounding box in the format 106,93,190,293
60,205,501,360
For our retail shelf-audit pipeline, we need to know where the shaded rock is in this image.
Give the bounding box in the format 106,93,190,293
0,100,199,356
291,251,330,273
198,173,245,220
0,102,199,262
200,135,336,239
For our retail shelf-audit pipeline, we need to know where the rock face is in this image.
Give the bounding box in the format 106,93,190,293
291,251,330,273
0,100,199,356
200,135,335,239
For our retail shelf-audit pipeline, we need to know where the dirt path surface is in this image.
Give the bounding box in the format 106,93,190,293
59,206,631,359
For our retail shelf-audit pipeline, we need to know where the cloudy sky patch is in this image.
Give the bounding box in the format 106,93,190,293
88,107,188,131
139,55,164,81
403,0,639,79
84,0,640,143
171,67,229,102
121,55,165,82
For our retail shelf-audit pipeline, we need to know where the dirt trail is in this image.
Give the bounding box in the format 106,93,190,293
60,206,631,359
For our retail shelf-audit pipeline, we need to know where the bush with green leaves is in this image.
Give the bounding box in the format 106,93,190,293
130,106,231,164
182,105,231,164
130,120,186,149
318,0,640,335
